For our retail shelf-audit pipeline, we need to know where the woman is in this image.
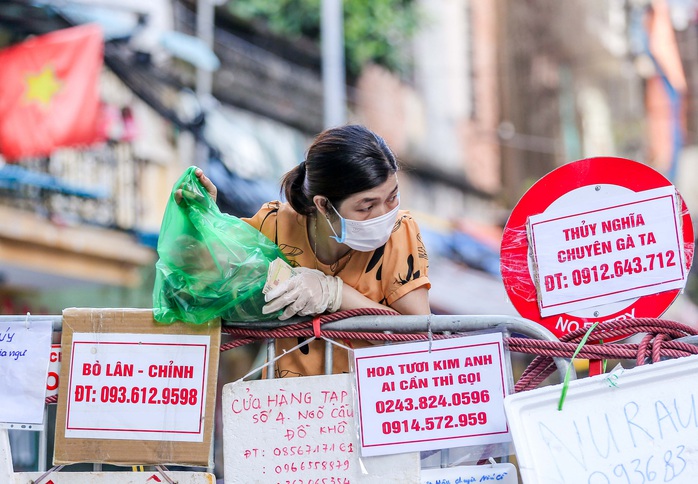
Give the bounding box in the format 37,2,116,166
197,124,430,376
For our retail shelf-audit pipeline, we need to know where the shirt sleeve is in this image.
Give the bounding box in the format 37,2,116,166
382,212,431,306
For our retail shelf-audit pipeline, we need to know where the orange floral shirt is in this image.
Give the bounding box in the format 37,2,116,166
243,201,430,377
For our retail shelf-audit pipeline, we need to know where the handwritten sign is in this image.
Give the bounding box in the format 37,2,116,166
421,462,518,484
0,320,52,428
529,186,685,316
504,354,698,483
353,333,510,457
222,374,420,484
65,332,210,442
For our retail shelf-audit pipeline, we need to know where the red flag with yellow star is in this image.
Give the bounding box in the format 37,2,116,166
0,24,104,160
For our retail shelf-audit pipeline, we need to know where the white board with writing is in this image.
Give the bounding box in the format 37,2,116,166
222,374,420,484
504,354,698,483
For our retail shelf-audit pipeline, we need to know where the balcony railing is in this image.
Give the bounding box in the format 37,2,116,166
0,142,144,232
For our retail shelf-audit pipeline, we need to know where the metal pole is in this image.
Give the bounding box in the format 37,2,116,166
321,0,347,128
196,0,215,170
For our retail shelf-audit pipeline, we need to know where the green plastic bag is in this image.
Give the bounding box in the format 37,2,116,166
153,166,285,324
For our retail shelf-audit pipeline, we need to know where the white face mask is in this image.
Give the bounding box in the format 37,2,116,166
325,198,400,252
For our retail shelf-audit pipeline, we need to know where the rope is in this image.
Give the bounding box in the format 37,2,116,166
220,308,402,352
512,318,698,392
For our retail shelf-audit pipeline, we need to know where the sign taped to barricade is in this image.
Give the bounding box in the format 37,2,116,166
54,308,220,467
421,462,518,484
504,353,698,483
353,332,511,457
222,374,420,484
0,318,52,429
529,185,685,316
46,343,61,397
500,157,694,339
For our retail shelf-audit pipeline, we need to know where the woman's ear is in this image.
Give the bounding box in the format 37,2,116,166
313,195,329,217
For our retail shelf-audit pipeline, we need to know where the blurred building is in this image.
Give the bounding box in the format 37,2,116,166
3,0,697,317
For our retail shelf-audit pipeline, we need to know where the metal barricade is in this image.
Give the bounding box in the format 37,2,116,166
2,312,575,478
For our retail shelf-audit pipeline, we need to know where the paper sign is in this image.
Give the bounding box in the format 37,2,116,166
504,354,698,483
421,462,518,484
46,344,61,397
64,332,210,442
222,374,420,484
353,333,510,457
529,186,685,316
0,320,52,428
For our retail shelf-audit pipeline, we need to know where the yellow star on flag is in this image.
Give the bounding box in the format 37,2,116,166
24,65,62,108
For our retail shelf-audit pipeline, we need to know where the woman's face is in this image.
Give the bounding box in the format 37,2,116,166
336,174,399,221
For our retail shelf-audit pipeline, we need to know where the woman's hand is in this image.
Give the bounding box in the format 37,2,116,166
175,167,218,204
262,267,343,320
193,168,217,202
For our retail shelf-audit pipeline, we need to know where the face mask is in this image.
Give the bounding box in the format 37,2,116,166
325,198,400,252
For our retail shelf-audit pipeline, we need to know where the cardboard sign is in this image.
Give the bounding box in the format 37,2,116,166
0,319,52,428
222,374,420,484
504,355,698,483
500,157,694,339
353,333,510,457
529,186,685,316
54,308,220,467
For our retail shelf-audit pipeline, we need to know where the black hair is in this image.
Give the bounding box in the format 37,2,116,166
281,124,399,216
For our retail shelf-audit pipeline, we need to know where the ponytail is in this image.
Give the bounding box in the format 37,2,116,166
281,161,315,216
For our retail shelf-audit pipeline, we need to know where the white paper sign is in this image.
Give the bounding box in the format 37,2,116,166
222,374,420,484
504,355,698,484
65,332,210,442
421,462,518,484
0,320,52,428
46,344,61,398
353,333,510,457
528,186,685,316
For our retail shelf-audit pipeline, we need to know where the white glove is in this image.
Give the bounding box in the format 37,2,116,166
262,267,343,320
